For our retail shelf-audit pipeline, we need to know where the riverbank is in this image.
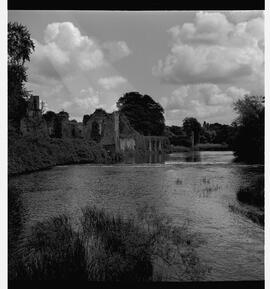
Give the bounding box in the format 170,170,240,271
170,143,230,153
229,176,264,226
9,201,209,281
8,133,112,176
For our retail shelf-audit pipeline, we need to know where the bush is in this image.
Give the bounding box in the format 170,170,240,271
237,176,264,208
8,134,111,176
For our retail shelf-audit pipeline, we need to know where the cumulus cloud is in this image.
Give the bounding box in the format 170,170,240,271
26,21,132,120
29,22,131,83
161,84,249,124
153,11,264,91
98,76,127,90
225,11,264,24
102,41,132,62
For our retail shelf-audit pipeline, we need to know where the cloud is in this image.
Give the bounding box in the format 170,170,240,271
102,41,132,62
153,12,264,91
26,22,133,120
29,22,131,83
98,76,127,90
225,11,264,24
161,84,249,124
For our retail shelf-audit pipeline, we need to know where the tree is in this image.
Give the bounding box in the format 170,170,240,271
8,22,35,127
116,92,165,136
182,117,201,145
231,95,264,163
43,111,57,123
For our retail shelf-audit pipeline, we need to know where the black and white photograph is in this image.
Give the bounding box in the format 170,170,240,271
3,7,267,287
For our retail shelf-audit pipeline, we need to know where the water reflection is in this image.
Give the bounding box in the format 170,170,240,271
9,151,264,281
121,152,167,164
183,151,201,162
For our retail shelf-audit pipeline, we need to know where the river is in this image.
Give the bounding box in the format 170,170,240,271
9,151,264,281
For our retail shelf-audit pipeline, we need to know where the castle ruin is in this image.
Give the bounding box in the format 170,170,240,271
20,96,169,157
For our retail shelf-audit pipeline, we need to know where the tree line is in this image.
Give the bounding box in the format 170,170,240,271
8,21,264,164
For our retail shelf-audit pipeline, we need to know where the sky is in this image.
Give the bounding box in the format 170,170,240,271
8,10,264,125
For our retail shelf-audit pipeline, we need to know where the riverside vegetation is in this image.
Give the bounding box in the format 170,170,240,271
8,130,111,176
229,176,264,226
9,192,210,281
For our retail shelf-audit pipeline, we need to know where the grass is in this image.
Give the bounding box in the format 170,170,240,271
9,205,210,281
237,176,264,209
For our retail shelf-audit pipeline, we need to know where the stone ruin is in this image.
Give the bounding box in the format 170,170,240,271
20,96,169,156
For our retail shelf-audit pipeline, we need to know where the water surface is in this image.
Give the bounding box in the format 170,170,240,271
9,151,264,281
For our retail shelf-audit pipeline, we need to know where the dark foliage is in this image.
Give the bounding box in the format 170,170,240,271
237,176,264,208
231,95,264,163
11,215,88,280
8,22,35,65
117,92,165,136
8,133,110,175
182,117,201,145
43,111,57,123
8,22,35,127
201,122,235,146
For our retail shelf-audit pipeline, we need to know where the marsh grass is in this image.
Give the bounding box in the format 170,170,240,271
11,215,88,280
10,205,210,281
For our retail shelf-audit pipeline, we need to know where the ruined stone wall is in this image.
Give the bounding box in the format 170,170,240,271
119,138,136,151
20,114,48,138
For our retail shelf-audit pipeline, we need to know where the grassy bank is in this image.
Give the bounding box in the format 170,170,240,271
229,176,264,226
170,143,230,153
9,205,209,281
8,133,111,176
237,176,264,209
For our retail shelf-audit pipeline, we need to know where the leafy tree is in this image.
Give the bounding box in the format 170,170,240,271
231,95,264,163
200,122,235,145
43,111,57,123
182,117,201,145
117,92,165,136
8,22,35,127
58,110,69,120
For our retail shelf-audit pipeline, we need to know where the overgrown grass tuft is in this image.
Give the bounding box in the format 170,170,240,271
10,206,210,281
11,215,88,280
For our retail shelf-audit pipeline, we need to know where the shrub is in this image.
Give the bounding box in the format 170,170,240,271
8,134,111,176
237,176,264,208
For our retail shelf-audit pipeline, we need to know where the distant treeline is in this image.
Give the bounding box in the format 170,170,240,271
165,120,235,148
